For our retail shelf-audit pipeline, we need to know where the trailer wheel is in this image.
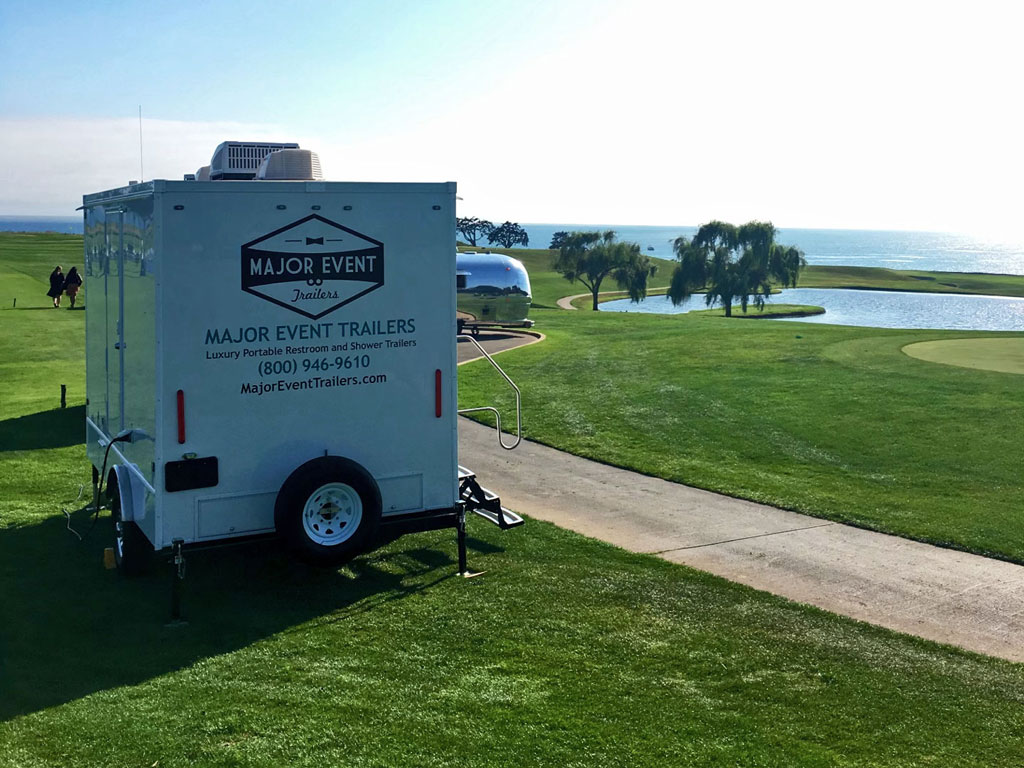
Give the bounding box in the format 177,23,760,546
275,457,382,566
108,475,153,577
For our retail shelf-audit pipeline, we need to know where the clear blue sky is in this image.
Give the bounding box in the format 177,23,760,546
2,0,1022,236
1,0,592,130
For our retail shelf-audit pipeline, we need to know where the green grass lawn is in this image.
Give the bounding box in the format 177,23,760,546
798,264,1024,296
460,309,1024,563
0,233,87,432
691,304,825,319
3,232,1024,766
0,231,85,309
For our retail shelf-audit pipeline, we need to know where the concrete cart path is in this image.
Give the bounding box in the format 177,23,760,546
557,293,588,310
459,417,1024,663
457,330,541,364
556,291,670,310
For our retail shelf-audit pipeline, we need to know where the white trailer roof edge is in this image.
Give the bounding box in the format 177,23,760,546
83,180,459,206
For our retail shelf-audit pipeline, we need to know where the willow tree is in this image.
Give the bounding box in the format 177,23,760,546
667,220,805,316
552,231,657,310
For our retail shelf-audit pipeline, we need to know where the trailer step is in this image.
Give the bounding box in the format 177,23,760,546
472,505,524,529
458,469,524,530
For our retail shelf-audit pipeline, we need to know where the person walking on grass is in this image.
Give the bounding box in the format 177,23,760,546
63,266,83,308
47,266,64,307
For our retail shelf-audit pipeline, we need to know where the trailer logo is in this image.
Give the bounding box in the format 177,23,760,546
241,215,384,319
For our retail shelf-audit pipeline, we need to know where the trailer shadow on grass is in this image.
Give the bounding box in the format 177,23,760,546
0,507,486,722
0,406,86,453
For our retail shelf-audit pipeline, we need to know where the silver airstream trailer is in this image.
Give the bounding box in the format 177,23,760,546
455,252,533,334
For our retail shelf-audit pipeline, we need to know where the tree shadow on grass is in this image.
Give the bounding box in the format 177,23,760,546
0,508,470,722
0,406,85,452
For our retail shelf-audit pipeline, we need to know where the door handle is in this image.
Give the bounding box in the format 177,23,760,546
114,342,124,350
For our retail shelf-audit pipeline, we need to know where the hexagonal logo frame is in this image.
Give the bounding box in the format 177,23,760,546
241,214,384,320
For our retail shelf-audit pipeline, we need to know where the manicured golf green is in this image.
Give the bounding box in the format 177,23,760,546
903,338,1024,375
4,233,1024,766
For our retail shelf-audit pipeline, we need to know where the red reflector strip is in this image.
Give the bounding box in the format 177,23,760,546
435,370,442,418
176,390,186,444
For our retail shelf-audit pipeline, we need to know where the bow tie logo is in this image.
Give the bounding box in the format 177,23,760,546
306,237,324,245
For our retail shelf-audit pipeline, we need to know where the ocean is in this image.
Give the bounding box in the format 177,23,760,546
0,216,82,234
514,224,1024,276
4,216,1024,276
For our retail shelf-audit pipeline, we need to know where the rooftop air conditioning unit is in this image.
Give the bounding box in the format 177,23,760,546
256,148,323,181
208,141,299,180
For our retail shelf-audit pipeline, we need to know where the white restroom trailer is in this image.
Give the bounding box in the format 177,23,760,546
84,149,521,576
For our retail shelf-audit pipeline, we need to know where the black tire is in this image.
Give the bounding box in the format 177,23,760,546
274,456,382,566
108,472,153,577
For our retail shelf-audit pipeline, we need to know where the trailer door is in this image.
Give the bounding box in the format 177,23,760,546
105,208,126,435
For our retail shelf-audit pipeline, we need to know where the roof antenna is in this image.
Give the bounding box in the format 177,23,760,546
138,105,144,182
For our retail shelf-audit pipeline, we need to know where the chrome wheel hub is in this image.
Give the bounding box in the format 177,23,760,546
302,482,363,546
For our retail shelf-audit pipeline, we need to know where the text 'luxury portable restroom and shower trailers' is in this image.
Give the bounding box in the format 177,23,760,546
84,142,522,574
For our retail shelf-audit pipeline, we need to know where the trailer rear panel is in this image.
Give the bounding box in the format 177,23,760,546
85,180,458,552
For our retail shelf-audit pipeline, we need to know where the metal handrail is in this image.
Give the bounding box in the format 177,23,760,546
457,334,522,450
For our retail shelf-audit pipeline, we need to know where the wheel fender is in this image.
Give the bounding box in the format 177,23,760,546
111,464,148,522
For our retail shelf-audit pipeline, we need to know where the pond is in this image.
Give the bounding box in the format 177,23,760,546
600,288,1024,331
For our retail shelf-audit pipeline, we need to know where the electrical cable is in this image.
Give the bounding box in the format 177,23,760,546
93,438,116,527
63,484,86,541
65,432,131,542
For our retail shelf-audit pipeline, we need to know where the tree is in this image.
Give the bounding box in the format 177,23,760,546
552,231,657,311
456,217,494,247
549,231,569,250
487,221,529,249
667,220,805,317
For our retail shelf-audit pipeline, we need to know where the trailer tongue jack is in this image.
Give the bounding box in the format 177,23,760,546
168,539,187,626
